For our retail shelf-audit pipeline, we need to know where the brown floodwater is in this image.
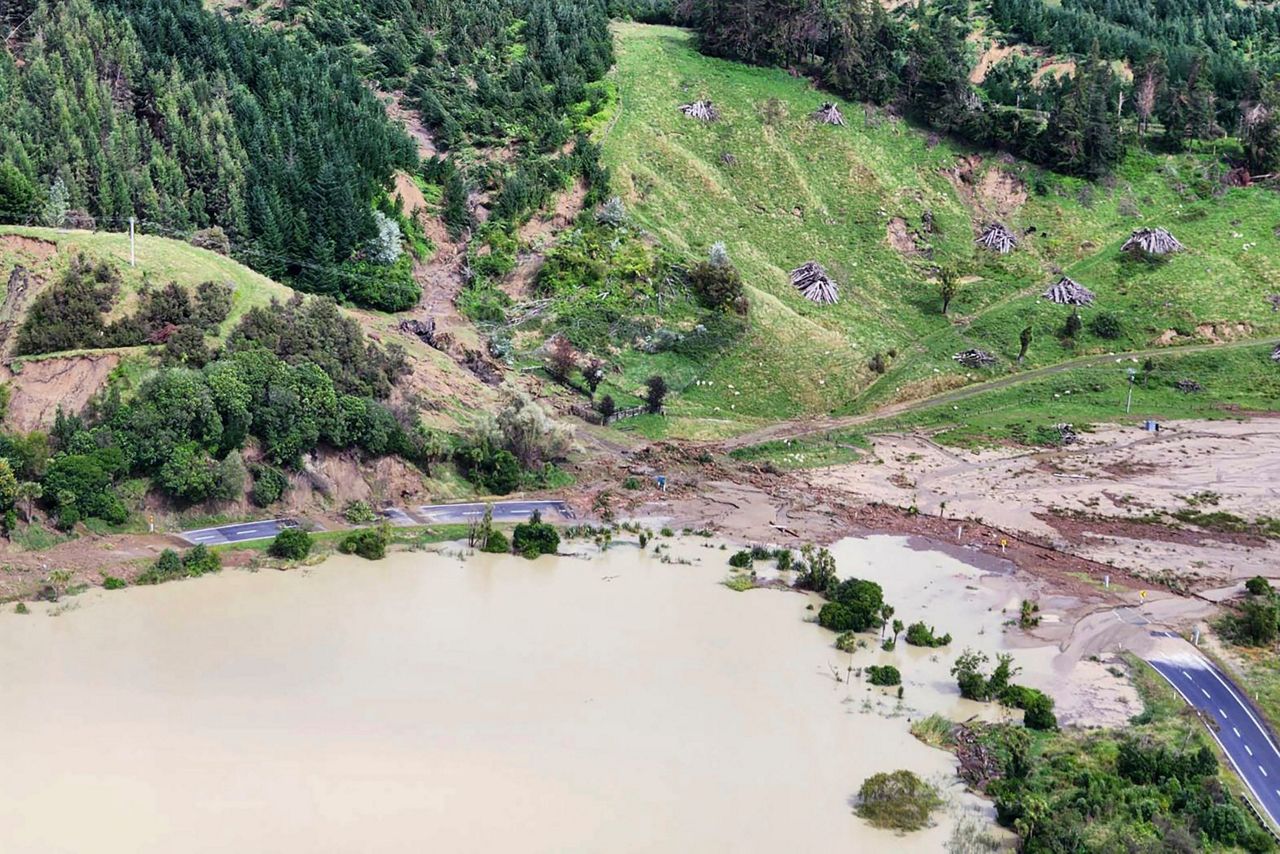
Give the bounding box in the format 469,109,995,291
0,535,1037,853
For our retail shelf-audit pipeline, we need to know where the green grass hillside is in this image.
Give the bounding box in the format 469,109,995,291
0,226,294,345
601,24,1280,438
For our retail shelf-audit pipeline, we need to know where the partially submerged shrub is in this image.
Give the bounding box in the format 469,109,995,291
867,664,902,686
855,770,942,831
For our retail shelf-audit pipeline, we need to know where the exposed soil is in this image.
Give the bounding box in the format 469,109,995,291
3,353,122,432
885,215,925,259
943,154,1027,223
378,90,438,160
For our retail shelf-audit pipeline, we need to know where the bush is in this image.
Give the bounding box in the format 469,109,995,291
818,601,859,632
102,575,127,590
182,544,221,577
867,665,902,686
1090,311,1123,339
1063,312,1083,338
137,549,185,585
250,464,289,507
343,500,377,524
728,549,753,568
480,529,510,554
1246,576,1272,596
644,375,668,414
512,512,560,559
855,770,942,831
269,527,312,560
904,621,951,647
339,526,388,560
1001,684,1057,730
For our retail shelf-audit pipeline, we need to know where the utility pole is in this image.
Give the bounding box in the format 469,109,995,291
129,217,136,268
1125,368,1136,414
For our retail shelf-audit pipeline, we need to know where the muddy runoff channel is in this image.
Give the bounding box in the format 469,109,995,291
0,535,1073,852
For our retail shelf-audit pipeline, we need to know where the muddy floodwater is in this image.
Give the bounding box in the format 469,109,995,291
0,535,1042,853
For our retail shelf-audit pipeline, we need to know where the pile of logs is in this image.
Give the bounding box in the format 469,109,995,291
679,100,719,122
812,102,845,126
953,348,997,368
1122,227,1183,256
1176,379,1203,394
1055,423,1080,445
1042,276,1095,307
975,222,1018,254
790,261,840,304
953,726,1001,789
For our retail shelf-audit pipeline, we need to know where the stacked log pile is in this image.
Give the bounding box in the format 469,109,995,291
1122,227,1183,255
953,348,997,368
975,222,1017,254
679,100,719,121
812,102,845,126
1042,277,1095,306
790,261,840,304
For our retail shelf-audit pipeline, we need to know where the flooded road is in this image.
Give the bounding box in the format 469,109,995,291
0,535,1036,852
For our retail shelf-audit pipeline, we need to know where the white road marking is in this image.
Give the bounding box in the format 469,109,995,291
1220,708,1228,719
1236,727,1243,737
1201,688,1211,699
1247,745,1254,757
1261,766,1269,778
1183,671,1193,680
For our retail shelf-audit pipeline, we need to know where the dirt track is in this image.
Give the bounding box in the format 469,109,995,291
719,336,1280,450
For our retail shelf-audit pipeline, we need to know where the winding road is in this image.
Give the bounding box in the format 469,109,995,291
1146,634,1280,833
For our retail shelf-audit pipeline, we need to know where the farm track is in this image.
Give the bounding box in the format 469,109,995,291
720,335,1280,450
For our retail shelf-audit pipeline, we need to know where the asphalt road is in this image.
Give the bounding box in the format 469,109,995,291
1147,638,1280,830
415,500,573,523
177,518,300,546
177,501,573,544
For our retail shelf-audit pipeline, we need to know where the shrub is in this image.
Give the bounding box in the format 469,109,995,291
1063,312,1083,338
836,631,861,652
904,621,951,647
343,500,378,524
1019,599,1040,629
193,281,233,329
250,464,289,507
728,549,753,568
597,394,616,421
138,549,185,584
269,527,312,560
481,529,510,554
855,770,942,831
1246,576,1272,596
339,526,388,560
644,375,668,414
818,602,858,631
867,665,902,686
102,575,127,590
512,512,560,559
688,258,747,314
182,544,221,577
1090,311,1123,339
190,227,231,256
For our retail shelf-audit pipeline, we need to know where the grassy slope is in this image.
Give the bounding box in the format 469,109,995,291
602,24,1280,440
0,226,294,344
